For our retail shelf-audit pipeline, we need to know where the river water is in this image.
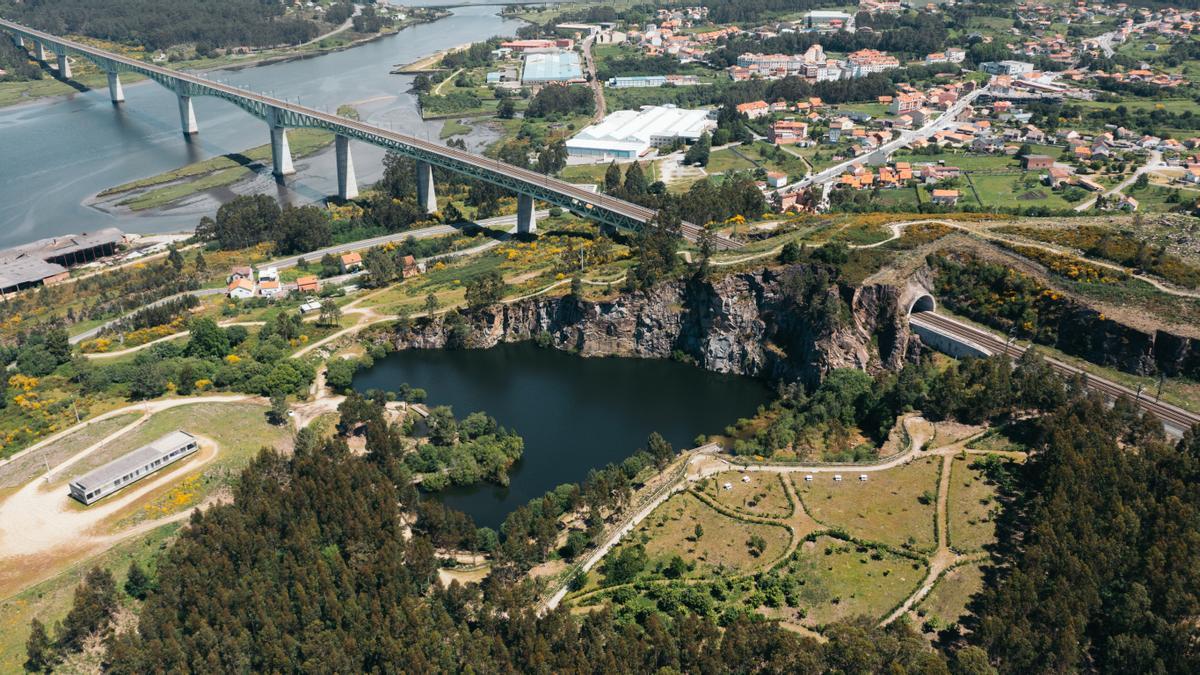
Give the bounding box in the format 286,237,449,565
353,343,773,528
0,4,524,248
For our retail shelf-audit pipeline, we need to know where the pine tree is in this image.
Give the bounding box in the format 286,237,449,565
623,162,648,196
167,246,185,273
124,561,151,600
193,250,207,276
25,618,53,673
604,161,622,193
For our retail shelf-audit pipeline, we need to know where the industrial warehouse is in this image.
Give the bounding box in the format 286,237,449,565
0,227,125,296
68,431,199,505
565,105,715,160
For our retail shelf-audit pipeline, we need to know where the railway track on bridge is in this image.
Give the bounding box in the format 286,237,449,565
912,311,1199,434
0,19,742,251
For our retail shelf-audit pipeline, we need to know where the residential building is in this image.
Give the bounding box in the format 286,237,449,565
768,120,810,145
736,100,771,119
340,252,363,273
846,49,899,77
401,255,422,279
765,172,788,188
227,278,255,299
890,92,926,114
258,280,283,298
296,275,319,294
1022,154,1055,170
931,189,960,206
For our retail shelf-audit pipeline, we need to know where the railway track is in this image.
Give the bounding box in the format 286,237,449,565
912,312,1198,434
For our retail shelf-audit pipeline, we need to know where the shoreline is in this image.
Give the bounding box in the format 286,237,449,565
0,11,450,112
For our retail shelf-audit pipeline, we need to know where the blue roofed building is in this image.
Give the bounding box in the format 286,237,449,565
521,50,585,84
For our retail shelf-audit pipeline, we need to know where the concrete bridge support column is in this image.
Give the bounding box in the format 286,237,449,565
335,135,358,200
106,72,124,104
14,36,23,48
56,53,71,79
517,194,537,234
177,94,198,135
270,125,295,176
416,161,437,214
35,42,47,62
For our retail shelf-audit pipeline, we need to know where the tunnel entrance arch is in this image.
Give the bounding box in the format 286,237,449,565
908,294,936,316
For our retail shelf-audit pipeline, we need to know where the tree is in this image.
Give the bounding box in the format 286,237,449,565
632,208,681,288
623,162,648,196
570,275,583,299
683,131,712,167
604,161,622,193
124,561,152,600
193,249,207,276
693,523,704,540
268,392,290,426
24,618,53,673
779,240,802,263
497,97,515,119
646,431,673,467
186,317,230,359
424,293,439,316
273,205,332,255
318,299,342,327
57,567,117,652
167,246,185,272
465,270,505,309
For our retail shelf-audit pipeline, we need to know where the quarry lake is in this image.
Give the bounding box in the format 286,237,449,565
352,343,773,528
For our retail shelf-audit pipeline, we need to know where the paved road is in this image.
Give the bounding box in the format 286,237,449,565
783,86,988,195
911,311,1198,434
1074,150,1163,211
581,34,605,123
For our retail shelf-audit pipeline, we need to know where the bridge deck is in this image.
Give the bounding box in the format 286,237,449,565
0,18,741,250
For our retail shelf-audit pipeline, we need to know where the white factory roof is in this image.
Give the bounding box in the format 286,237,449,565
69,431,197,493
566,106,713,154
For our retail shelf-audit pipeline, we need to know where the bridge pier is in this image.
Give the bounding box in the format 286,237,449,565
270,125,295,176
107,72,124,104
416,161,437,214
517,194,537,235
13,35,22,48
335,135,358,200
56,53,71,79
35,42,46,62
176,94,198,135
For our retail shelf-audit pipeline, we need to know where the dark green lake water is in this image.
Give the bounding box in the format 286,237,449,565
353,342,773,528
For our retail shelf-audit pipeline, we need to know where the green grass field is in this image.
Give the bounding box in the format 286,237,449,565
635,492,791,577
947,457,1003,553
796,457,941,553
918,562,984,629
0,414,141,492
780,535,927,626
701,472,792,519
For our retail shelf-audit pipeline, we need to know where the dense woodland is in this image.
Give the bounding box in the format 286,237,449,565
0,0,320,51
0,36,42,81
26,313,1200,671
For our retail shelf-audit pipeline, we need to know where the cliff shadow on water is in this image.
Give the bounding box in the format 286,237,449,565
354,264,919,527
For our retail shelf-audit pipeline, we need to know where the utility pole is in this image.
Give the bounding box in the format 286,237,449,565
1156,372,1165,403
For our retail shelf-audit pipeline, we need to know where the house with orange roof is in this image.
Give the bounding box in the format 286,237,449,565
340,251,363,273
296,275,319,294
227,278,255,300
930,189,959,206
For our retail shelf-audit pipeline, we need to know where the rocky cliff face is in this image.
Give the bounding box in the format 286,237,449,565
1054,304,1200,379
391,267,914,385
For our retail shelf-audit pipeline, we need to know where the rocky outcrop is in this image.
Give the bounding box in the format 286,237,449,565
1053,304,1200,379
391,266,914,385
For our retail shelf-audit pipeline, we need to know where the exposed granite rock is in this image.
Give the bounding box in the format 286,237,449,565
389,266,913,385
